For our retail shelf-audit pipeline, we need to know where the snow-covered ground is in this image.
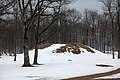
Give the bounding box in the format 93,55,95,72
96,73,120,79
0,44,120,80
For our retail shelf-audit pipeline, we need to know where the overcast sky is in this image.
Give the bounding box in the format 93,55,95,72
70,0,103,13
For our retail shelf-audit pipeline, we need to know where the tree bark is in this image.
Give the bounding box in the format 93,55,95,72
117,0,120,59
33,28,39,64
118,26,120,59
14,39,17,61
118,28,120,58
22,27,31,67
111,26,115,59
33,43,38,64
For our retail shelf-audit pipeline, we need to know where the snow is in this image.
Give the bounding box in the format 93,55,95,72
96,73,120,79
0,44,120,80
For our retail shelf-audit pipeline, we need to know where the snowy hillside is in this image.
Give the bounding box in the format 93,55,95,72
0,44,120,80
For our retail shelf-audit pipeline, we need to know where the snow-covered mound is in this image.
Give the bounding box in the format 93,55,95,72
0,44,120,80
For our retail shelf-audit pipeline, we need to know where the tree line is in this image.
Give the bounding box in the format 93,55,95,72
0,0,120,66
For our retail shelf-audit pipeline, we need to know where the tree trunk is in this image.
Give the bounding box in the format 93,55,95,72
22,27,31,67
118,19,120,59
33,44,38,64
14,9,17,61
110,12,115,59
33,30,39,64
117,0,120,59
112,33,115,59
14,40,17,61
103,30,106,53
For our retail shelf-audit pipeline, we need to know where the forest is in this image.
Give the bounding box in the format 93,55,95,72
0,0,120,67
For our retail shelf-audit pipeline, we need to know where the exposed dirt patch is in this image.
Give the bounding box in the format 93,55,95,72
53,43,94,54
76,43,94,53
53,43,81,54
26,76,41,78
96,64,113,67
26,76,59,80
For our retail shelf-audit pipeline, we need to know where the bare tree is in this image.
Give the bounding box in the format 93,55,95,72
17,0,41,67
33,0,68,64
17,0,72,66
99,0,116,58
0,0,16,56
117,0,120,58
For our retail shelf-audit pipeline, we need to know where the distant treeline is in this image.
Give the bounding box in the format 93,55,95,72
0,0,120,60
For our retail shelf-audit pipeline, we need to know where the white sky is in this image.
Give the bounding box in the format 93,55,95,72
70,0,103,13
